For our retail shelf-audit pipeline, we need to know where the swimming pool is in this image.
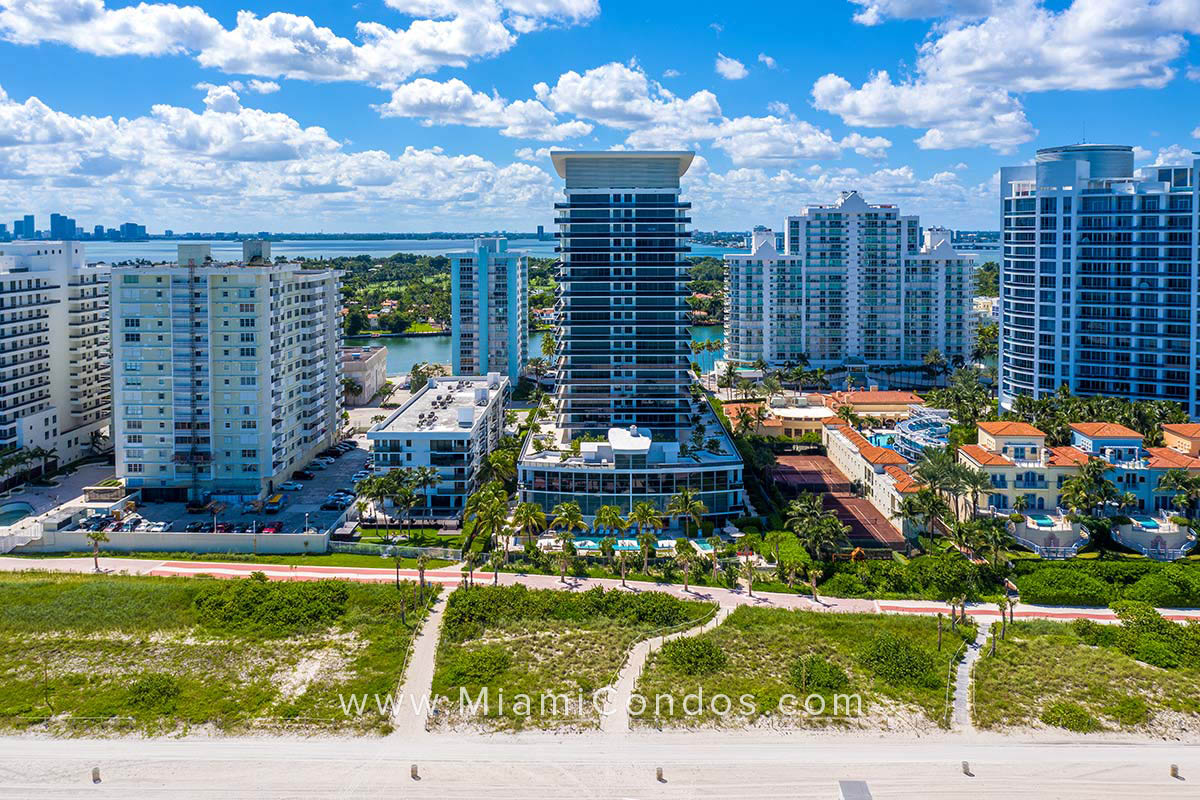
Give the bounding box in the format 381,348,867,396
0,502,33,527
1030,514,1055,528
868,433,896,448
1131,515,1159,529
573,537,641,552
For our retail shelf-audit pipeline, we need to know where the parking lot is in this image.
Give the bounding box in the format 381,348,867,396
80,437,372,536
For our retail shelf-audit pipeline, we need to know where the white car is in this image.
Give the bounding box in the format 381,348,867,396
314,456,336,465
306,461,328,471
352,471,371,482
146,521,169,532
279,481,304,491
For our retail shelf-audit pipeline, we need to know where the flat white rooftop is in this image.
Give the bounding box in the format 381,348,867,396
374,374,506,435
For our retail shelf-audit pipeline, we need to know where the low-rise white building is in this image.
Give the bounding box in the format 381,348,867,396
368,373,508,519
341,346,387,406
0,240,111,469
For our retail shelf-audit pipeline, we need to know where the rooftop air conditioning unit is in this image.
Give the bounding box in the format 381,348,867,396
458,407,474,427
487,371,501,388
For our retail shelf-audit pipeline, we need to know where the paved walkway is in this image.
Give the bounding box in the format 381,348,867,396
391,589,448,739
4,555,1200,624
952,621,991,732
601,606,731,734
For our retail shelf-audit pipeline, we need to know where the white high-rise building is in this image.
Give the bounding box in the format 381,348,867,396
0,241,110,468
450,238,528,382
724,229,805,367
999,144,1200,416
749,191,975,370
110,242,343,502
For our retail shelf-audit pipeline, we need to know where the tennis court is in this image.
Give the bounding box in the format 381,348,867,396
772,455,904,549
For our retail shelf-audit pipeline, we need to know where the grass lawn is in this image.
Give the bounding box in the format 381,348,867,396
0,572,438,735
972,620,1200,735
632,605,974,730
404,322,441,334
356,528,462,549
430,584,712,731
11,551,454,570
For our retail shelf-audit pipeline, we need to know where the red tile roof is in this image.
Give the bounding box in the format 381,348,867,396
1047,446,1090,467
829,421,909,465
959,444,1013,467
977,421,1044,437
884,465,923,493
830,390,923,406
1163,423,1200,438
1146,447,1200,470
1070,422,1143,440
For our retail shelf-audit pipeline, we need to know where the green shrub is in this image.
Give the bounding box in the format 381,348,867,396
1104,695,1149,726
819,572,869,597
126,673,181,714
660,637,728,676
859,632,939,688
1070,618,1118,648
1016,569,1112,607
441,646,512,685
193,579,349,635
1123,566,1200,608
789,654,849,693
1040,701,1100,733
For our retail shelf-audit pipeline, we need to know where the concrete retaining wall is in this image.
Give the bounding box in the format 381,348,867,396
13,529,330,555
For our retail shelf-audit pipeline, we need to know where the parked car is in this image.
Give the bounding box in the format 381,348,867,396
293,470,315,480
352,470,371,482
313,457,336,465
184,521,206,532
215,522,233,533
261,523,282,534
279,481,304,491
336,442,355,452
305,461,327,471
146,521,169,532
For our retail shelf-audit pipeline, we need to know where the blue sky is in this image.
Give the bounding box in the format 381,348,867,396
0,0,1198,233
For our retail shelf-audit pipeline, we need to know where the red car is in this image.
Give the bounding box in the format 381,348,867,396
261,523,282,534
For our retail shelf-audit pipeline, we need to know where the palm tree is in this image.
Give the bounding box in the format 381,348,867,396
797,515,850,560
555,536,575,584
835,404,862,430
488,550,504,586
675,543,694,593
1158,470,1200,518
893,494,929,545
463,550,478,588
411,466,441,522
706,534,723,580
416,554,430,603
962,467,993,520
598,536,617,566
666,488,707,537
740,559,756,597
512,501,547,546
85,529,109,572
615,551,632,588
807,566,823,602
593,504,626,540
629,501,664,571
551,500,589,540
1013,494,1030,514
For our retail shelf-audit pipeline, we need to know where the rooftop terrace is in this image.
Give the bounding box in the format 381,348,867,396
374,374,506,435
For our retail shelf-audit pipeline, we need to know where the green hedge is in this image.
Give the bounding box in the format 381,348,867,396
1013,561,1200,607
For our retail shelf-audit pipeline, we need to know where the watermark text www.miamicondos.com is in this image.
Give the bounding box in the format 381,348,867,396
338,687,862,719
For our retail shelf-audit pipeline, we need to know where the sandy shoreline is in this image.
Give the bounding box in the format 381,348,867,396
0,728,1196,798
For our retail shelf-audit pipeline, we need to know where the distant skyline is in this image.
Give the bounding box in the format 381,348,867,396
1,0,1199,232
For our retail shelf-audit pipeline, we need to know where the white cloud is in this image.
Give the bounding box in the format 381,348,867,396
536,61,721,129
1148,144,1196,165
375,77,591,140
708,22,723,33
514,145,553,161
848,0,997,25
662,68,681,78
247,80,281,94
766,101,790,116
1188,65,1200,81
915,0,1200,93
1193,126,1200,138
757,53,776,69
715,52,748,80
1133,145,1153,161
0,0,596,90
0,82,558,230
684,162,992,229
812,70,1035,152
